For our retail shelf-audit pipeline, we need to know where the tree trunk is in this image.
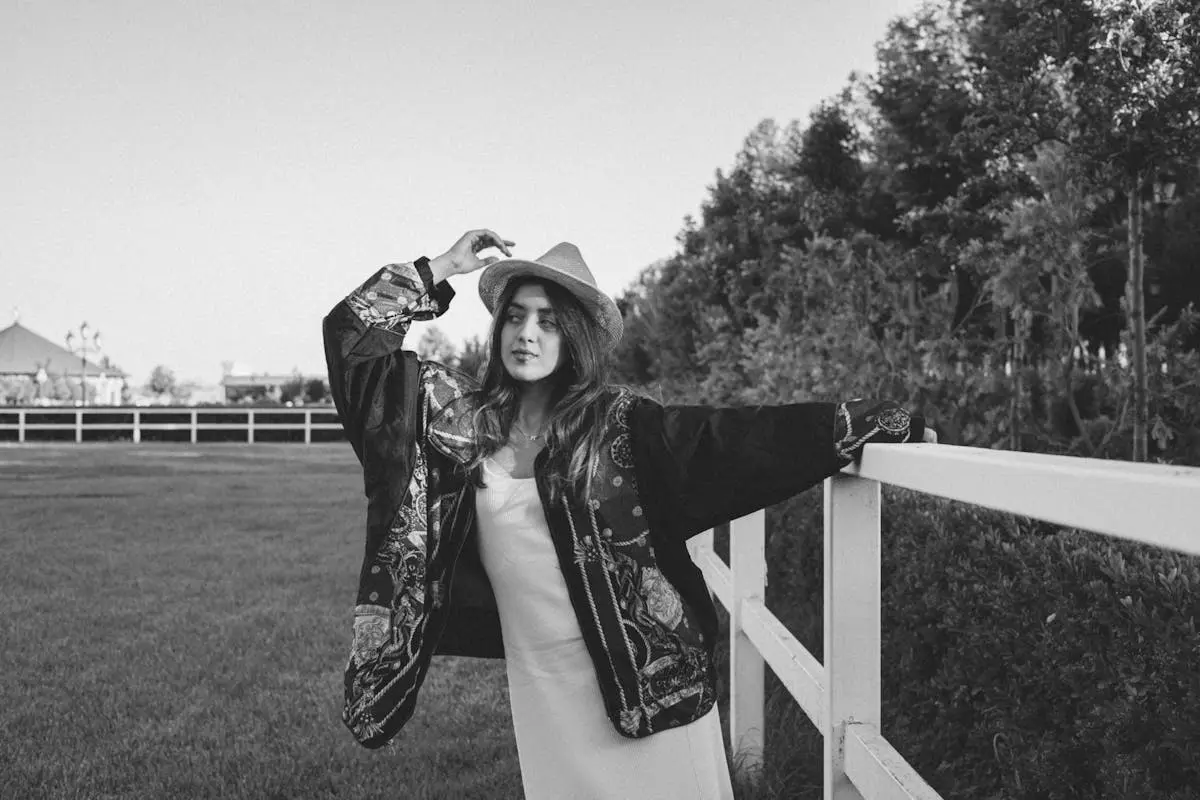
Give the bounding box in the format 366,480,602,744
1127,175,1148,462
907,278,917,390
1010,311,1025,451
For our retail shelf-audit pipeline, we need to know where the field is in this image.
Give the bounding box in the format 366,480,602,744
1,444,784,800
0,444,524,800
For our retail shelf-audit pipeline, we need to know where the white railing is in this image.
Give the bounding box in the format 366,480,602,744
687,443,1200,800
0,407,343,444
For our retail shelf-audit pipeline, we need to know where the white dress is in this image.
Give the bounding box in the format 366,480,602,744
476,457,735,800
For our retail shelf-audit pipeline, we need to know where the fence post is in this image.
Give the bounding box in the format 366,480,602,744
688,528,714,565
730,511,767,781
823,474,881,800
133,410,141,443
191,410,198,444
248,410,255,444
76,410,83,443
304,410,312,444
18,410,25,443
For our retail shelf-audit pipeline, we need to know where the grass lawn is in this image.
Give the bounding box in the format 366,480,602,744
0,444,522,800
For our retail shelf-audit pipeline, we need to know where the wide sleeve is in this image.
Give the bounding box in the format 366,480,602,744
322,258,455,463
629,397,923,542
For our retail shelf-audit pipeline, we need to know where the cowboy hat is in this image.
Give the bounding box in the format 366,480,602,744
477,242,623,350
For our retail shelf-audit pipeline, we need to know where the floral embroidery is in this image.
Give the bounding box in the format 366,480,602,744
609,389,635,430
350,610,389,668
610,433,634,469
344,356,474,746
640,567,684,629
345,263,443,332
877,406,910,434
834,399,913,463
582,388,714,736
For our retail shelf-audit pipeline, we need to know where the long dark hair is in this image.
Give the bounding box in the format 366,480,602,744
465,277,613,505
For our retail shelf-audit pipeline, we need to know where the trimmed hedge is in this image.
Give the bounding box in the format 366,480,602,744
712,488,1200,800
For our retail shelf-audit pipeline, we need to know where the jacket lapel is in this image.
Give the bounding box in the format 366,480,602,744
428,391,481,465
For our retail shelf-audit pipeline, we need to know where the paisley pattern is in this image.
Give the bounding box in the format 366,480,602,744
341,269,470,746
834,398,915,464
345,263,445,331
350,612,389,668
583,390,714,736
343,406,435,743
640,567,684,629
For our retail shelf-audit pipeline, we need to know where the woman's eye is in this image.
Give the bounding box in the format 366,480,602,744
505,313,521,324
540,318,559,330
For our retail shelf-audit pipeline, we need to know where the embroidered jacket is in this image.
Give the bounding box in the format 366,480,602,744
323,259,923,749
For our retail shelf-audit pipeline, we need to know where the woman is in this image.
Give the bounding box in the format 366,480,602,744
323,229,933,799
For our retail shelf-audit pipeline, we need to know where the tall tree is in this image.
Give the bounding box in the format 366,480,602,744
457,335,489,380
146,365,177,399
416,325,457,365
1070,0,1200,459
976,141,1105,450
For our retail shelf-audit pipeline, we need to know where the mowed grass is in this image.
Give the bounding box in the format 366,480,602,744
0,444,522,800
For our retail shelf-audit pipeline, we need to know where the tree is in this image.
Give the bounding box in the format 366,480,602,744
146,365,177,399
416,325,457,364
49,375,72,402
1068,0,1200,460
0,377,35,405
457,335,489,380
279,375,306,405
975,141,1105,450
304,378,328,404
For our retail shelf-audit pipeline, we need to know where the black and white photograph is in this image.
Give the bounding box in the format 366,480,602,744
3,1,1199,798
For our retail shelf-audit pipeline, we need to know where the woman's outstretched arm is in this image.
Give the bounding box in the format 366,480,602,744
630,397,926,542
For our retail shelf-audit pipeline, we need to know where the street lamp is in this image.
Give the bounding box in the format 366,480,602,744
34,365,48,403
66,322,102,407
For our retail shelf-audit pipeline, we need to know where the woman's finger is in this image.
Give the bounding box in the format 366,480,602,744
922,428,938,444
481,256,499,268
482,229,513,257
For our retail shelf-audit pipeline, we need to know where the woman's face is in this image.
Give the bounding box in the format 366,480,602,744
499,283,568,384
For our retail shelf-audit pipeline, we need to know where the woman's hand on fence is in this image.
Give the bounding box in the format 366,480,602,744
429,229,515,283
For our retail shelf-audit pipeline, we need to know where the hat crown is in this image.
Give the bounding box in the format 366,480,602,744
537,242,596,287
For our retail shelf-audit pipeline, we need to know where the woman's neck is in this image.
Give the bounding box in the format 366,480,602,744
516,380,555,433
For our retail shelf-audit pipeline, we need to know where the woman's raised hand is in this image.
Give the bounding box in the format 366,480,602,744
429,229,515,282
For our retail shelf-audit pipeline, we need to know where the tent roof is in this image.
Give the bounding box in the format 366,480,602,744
0,321,123,377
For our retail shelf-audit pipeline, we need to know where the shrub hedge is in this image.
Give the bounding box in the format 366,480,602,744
712,488,1200,800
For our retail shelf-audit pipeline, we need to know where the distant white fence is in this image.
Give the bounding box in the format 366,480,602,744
0,407,343,444
688,443,1200,800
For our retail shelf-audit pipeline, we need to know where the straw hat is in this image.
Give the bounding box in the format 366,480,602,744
478,242,623,350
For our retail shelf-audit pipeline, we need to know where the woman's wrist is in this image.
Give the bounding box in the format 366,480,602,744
427,253,456,285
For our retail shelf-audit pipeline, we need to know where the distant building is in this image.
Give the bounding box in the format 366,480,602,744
0,319,126,405
220,370,329,404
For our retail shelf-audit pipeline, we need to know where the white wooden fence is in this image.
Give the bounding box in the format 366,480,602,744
687,442,1200,800
0,407,343,444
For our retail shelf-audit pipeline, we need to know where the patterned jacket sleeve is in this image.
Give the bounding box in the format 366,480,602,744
322,259,454,749
322,259,454,463
629,398,923,542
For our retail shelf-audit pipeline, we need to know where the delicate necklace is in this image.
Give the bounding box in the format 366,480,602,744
513,420,546,442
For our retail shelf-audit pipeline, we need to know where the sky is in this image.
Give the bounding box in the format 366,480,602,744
3,0,924,385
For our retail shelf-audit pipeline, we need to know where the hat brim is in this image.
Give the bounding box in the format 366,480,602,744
478,260,623,350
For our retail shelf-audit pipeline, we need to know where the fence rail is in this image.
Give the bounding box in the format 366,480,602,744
687,443,1200,800
0,407,343,444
